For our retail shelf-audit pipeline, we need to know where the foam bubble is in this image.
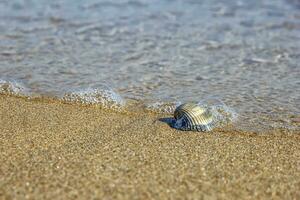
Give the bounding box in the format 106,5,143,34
196,98,238,128
146,101,182,114
208,104,238,128
62,86,125,109
0,79,28,96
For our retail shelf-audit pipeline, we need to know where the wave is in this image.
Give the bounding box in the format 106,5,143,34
1,79,297,133
0,79,29,96
0,79,126,110
62,86,125,109
146,101,182,114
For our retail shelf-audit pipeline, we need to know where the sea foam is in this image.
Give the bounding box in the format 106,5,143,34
0,79,29,96
62,86,125,109
146,101,182,114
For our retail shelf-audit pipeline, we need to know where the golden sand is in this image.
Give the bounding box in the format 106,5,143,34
0,95,299,199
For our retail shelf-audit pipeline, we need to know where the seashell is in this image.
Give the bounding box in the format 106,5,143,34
173,103,214,132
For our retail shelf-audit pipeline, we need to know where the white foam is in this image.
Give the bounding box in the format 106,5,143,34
146,101,182,114
196,98,238,128
208,104,238,128
62,87,125,109
0,79,28,96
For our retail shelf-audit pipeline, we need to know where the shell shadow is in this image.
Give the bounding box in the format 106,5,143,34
159,117,176,128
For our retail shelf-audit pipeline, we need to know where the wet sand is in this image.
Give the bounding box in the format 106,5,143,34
0,95,299,199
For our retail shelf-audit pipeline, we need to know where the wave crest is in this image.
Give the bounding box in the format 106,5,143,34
0,79,28,96
208,104,238,128
62,87,125,109
146,101,182,114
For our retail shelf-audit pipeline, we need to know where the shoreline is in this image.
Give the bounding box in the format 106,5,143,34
0,94,299,199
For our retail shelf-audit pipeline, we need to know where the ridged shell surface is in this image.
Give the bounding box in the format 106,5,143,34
174,103,214,132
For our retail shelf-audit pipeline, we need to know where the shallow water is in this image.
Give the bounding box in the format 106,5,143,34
0,0,299,132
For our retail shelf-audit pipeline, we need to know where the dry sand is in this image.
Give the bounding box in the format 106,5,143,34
0,95,299,199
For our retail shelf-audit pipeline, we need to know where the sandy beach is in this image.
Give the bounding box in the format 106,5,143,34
0,94,299,199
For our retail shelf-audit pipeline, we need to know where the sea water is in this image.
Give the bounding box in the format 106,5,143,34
0,0,299,132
